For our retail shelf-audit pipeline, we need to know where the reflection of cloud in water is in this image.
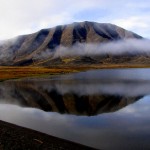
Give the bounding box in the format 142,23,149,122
41,81,150,96
20,68,150,96
1,80,150,98
58,68,150,81
0,68,150,149
0,96,150,150
119,96,150,116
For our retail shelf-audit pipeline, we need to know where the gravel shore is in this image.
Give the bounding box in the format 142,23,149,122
0,120,97,150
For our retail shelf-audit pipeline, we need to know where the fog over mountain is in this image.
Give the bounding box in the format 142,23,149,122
1,21,149,66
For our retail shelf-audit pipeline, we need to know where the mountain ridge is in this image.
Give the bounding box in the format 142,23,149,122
0,21,144,66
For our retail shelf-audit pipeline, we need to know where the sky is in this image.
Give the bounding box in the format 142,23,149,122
0,0,149,40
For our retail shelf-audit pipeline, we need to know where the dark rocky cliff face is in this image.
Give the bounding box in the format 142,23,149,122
0,21,143,66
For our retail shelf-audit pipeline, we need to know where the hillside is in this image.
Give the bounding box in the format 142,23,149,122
0,21,144,66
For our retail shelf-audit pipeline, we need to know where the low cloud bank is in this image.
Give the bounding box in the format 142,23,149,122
0,39,150,62
1,38,150,61
34,39,150,59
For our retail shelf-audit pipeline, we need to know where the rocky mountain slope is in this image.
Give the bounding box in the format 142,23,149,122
0,21,144,66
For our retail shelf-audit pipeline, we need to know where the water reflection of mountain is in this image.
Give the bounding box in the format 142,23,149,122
0,80,141,116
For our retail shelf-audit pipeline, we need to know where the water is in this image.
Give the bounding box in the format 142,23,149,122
0,68,150,149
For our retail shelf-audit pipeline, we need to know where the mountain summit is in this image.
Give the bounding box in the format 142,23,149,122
0,21,143,66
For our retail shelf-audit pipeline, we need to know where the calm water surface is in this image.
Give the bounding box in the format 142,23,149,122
0,68,150,150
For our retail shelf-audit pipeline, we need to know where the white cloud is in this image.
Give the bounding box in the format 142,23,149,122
0,0,149,40
113,17,149,29
112,16,150,37
0,0,94,39
33,39,150,61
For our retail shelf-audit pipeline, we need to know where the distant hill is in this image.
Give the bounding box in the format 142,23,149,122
0,21,145,66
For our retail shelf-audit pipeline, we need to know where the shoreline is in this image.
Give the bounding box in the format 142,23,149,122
0,120,97,150
0,64,150,81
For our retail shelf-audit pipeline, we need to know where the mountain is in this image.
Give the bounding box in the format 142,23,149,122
0,21,144,66
0,79,141,116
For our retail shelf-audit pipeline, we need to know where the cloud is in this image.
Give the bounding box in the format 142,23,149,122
33,39,150,60
1,38,150,63
113,16,149,29
112,16,150,38
0,0,106,40
0,0,149,40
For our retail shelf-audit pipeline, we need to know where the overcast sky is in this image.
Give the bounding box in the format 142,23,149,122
0,0,149,40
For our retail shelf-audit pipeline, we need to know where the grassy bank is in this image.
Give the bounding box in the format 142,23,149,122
0,64,150,81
